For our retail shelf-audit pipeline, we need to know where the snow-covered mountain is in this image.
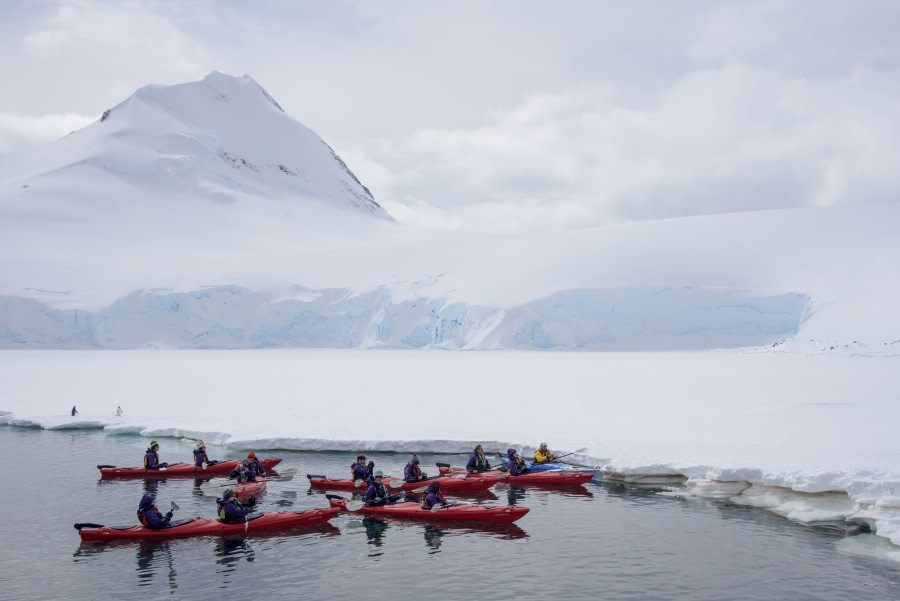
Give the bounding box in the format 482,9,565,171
0,72,898,351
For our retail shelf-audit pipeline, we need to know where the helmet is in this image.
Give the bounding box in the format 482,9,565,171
139,494,156,509
196,440,205,448
507,448,517,456
411,455,420,465
247,451,256,459
150,440,158,448
374,470,384,478
222,488,235,500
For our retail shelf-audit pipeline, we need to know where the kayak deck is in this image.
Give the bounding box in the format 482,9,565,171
306,474,496,493
77,507,340,541
328,499,528,523
99,458,282,479
439,466,594,486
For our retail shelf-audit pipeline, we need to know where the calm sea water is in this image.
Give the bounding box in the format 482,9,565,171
1,427,898,601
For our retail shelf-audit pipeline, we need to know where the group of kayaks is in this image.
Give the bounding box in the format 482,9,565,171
78,454,596,542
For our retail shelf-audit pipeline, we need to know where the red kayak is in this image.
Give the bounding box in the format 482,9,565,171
98,458,282,479
328,498,528,523
76,507,340,542
439,466,594,486
232,477,266,503
306,474,496,493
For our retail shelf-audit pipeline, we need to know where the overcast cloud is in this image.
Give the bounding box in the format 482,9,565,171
1,0,898,231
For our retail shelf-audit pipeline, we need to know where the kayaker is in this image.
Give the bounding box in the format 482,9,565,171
245,451,266,478
421,481,447,510
403,454,428,482
71,405,78,416
229,460,256,483
506,448,531,476
144,440,168,470
363,471,402,506
137,493,173,529
193,441,218,467
217,488,254,523
466,444,492,473
533,442,559,464
351,455,375,482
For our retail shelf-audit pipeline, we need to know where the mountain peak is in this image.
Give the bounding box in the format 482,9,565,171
8,71,391,220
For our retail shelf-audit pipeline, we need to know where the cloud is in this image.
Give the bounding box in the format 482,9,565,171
352,62,900,231
0,112,96,153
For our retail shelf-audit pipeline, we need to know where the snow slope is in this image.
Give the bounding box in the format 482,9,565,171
1,71,897,351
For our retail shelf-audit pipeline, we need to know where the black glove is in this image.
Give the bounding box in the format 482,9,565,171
367,461,375,469
208,460,218,465
165,511,173,519
160,462,169,468
247,495,256,507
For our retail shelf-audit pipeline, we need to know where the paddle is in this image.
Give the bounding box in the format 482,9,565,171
272,467,298,482
430,501,474,513
388,474,458,489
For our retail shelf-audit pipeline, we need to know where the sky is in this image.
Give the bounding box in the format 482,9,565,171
1,0,899,231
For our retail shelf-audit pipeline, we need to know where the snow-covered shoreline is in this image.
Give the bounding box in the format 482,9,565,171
2,348,898,557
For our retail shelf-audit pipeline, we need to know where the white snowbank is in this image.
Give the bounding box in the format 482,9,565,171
1,347,898,554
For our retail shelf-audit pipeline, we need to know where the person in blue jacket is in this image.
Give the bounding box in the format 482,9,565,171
217,488,255,523
137,494,172,529
404,454,428,482
363,471,402,506
506,448,531,476
193,441,218,467
144,440,168,470
422,481,447,510
351,455,375,482
245,451,266,478
466,445,492,473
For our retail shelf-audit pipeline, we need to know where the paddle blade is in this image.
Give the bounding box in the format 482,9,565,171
170,500,180,511
275,468,298,482
346,501,364,512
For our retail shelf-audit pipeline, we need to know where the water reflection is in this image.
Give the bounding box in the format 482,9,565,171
503,484,593,506
136,540,178,590
423,524,444,552
362,517,390,555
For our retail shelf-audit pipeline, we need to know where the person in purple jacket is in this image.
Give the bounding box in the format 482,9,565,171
245,451,266,478
351,454,375,482
466,445,492,473
404,455,428,482
144,440,168,470
505,448,531,476
422,481,448,510
217,489,254,523
137,494,172,529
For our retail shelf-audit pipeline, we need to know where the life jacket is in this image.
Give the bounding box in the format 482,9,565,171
350,462,367,480
373,482,389,498
193,449,207,467
534,448,553,463
137,507,159,527
144,450,158,468
474,453,488,468
422,490,445,509
406,463,422,480
218,498,244,521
